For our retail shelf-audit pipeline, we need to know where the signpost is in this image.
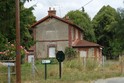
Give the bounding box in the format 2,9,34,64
56,51,65,79
1,62,15,83
42,60,51,80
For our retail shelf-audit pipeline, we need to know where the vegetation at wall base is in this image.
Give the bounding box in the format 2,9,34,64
64,47,77,60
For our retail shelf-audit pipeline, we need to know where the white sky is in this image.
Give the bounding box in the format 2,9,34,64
24,0,124,21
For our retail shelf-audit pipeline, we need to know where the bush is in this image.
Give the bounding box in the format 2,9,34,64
0,42,25,63
64,47,77,60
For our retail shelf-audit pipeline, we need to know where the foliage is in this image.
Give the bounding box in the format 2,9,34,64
0,33,7,51
65,10,96,42
115,8,124,54
0,0,36,51
64,47,77,60
0,42,25,63
92,5,120,58
49,58,58,64
86,58,99,71
65,58,83,71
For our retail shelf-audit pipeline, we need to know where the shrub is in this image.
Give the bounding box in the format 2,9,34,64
64,47,77,60
0,42,25,63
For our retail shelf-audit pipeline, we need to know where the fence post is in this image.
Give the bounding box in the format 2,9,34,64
102,56,105,67
8,65,10,83
120,56,123,74
31,57,35,79
84,57,86,67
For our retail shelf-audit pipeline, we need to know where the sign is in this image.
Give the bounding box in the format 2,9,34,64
41,60,51,80
2,62,15,66
56,51,65,62
42,60,51,64
56,51,65,79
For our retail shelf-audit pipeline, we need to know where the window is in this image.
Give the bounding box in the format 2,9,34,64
88,48,94,57
80,51,87,57
49,47,56,58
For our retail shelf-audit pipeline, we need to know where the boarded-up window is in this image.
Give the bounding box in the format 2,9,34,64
49,47,56,58
80,51,87,57
88,48,94,57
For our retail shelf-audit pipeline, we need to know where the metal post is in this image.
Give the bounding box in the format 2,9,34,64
8,65,10,83
59,62,61,79
15,0,21,83
45,63,47,80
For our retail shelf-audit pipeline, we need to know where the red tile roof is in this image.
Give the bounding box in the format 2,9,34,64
72,39,101,47
31,15,83,32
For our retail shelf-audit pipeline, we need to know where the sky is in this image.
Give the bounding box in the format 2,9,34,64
24,0,124,21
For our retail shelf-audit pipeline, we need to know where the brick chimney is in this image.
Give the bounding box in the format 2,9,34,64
48,7,56,16
65,16,70,21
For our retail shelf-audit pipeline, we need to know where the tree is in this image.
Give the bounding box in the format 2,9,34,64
65,10,96,42
114,8,124,55
92,5,120,59
0,0,36,51
0,33,7,51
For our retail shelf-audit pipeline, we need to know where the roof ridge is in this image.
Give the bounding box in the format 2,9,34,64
31,15,83,32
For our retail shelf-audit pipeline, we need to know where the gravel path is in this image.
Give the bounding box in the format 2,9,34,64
95,77,124,83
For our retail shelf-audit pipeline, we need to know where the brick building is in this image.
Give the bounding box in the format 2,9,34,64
31,7,102,60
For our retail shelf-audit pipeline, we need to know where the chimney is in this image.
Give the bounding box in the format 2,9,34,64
64,16,73,23
65,16,70,21
48,7,56,16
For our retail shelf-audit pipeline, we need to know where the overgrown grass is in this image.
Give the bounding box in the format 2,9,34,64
0,58,124,83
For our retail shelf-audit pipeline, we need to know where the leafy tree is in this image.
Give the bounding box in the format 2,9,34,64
0,33,7,51
114,8,124,55
20,2,36,48
65,10,96,42
92,5,120,59
0,0,36,51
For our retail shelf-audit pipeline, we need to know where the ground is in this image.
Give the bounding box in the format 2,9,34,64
95,77,124,83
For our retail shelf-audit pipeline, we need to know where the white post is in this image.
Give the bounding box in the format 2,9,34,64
8,65,11,83
31,57,35,79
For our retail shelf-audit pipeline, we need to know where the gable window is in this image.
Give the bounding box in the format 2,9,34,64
48,46,56,58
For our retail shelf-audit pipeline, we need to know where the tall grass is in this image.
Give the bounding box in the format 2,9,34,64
0,58,124,83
